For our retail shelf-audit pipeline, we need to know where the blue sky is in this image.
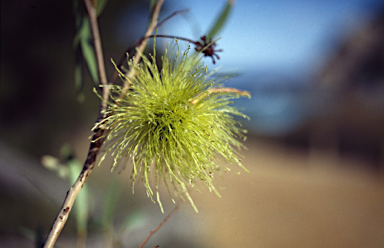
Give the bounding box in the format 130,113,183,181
163,0,382,74
161,0,383,135
118,0,384,135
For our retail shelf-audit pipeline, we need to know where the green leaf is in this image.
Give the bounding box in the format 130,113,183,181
41,155,69,179
101,180,122,230
74,16,100,87
80,17,100,87
75,49,85,102
96,0,109,16
60,144,90,236
74,0,86,100
119,211,148,234
81,42,99,87
73,6,100,98
206,0,233,40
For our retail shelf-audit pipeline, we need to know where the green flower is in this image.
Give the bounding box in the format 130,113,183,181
98,41,250,212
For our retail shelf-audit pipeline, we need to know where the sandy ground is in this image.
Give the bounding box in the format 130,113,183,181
1,137,383,248
192,138,384,248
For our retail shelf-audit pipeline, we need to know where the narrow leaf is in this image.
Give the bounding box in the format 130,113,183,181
79,17,100,87
75,48,85,102
101,180,122,230
81,39,100,87
206,0,233,40
96,0,109,16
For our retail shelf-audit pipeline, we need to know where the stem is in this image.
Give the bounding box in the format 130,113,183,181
120,0,165,96
84,0,110,113
111,8,189,87
43,129,106,248
138,204,179,248
110,34,196,86
156,8,190,29
117,34,196,68
43,1,165,247
43,0,109,247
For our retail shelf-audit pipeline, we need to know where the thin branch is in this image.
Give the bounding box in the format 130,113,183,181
109,34,195,87
156,8,190,29
84,0,110,113
43,1,166,247
118,34,196,66
118,8,191,67
138,204,180,248
121,0,165,96
111,8,189,87
130,0,164,69
43,129,106,248
43,0,110,247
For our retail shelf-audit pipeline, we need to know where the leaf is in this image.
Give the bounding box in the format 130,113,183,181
41,155,69,179
75,48,85,102
74,0,86,100
60,144,90,236
81,17,100,87
96,0,109,16
206,0,234,40
81,44,99,87
73,0,100,100
101,180,122,230
119,211,148,234
74,16,100,88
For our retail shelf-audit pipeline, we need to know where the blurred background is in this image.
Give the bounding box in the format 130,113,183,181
1,0,384,247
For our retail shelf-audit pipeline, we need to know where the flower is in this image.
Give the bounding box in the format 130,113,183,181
97,41,250,212
194,35,222,64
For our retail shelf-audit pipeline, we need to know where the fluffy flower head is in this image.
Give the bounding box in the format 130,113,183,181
98,41,250,212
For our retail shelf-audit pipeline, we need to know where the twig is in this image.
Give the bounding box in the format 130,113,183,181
131,0,164,68
118,34,195,66
43,1,166,247
156,8,190,29
138,204,180,248
43,128,107,248
43,0,110,247
119,0,164,96
112,7,188,87
109,34,195,86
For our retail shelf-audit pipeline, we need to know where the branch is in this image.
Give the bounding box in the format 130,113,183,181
110,34,195,86
120,34,196,64
111,6,186,87
156,8,190,29
43,0,110,247
138,204,179,248
120,0,165,95
43,1,166,247
129,0,164,70
84,0,110,113
43,129,106,248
